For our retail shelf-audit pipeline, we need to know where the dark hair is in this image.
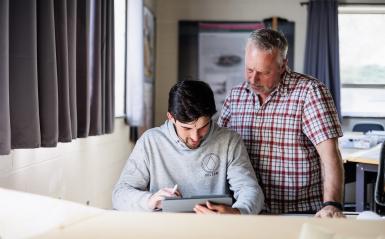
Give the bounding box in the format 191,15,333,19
248,28,288,61
168,80,217,123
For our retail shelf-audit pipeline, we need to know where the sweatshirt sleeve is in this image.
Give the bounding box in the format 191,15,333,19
112,136,153,211
227,134,264,214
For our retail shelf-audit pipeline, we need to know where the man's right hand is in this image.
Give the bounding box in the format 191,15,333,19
147,187,181,210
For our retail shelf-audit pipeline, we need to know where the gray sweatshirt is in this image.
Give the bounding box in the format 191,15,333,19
112,120,264,214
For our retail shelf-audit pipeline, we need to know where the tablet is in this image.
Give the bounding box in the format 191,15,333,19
162,195,233,213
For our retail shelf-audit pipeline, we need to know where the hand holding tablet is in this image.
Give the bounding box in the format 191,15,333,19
162,195,233,213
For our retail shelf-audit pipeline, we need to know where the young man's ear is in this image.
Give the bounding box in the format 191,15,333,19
166,112,174,121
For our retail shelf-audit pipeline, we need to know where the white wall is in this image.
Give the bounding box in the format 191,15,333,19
0,118,133,209
154,0,308,125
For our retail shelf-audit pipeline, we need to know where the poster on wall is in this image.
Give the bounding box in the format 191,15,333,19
198,22,264,119
141,7,156,134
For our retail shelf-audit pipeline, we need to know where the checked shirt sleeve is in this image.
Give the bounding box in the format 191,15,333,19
302,82,343,146
218,92,232,127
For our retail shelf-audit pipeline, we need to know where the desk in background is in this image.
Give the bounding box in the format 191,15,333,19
340,143,382,212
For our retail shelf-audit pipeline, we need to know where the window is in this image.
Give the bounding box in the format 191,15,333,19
339,6,385,117
114,0,126,117
114,0,147,123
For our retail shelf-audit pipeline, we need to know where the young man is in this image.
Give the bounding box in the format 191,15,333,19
112,80,264,214
218,29,344,218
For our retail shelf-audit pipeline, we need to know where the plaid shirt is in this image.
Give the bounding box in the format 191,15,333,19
218,68,342,214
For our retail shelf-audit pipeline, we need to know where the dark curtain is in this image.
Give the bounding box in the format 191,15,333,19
0,0,114,155
304,0,341,119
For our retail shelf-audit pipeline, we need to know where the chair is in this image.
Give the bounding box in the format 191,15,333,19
352,122,384,133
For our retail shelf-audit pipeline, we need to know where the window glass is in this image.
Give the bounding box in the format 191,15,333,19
339,6,385,117
114,0,126,117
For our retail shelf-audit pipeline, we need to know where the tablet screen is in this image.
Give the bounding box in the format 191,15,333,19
162,195,233,213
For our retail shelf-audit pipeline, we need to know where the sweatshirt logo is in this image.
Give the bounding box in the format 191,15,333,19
201,153,220,176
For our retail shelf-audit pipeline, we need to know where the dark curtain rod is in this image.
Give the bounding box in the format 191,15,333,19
300,2,385,6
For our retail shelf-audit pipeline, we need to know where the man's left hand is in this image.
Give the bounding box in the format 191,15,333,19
315,205,345,218
193,201,240,214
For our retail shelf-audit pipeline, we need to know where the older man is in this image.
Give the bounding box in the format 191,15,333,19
218,29,344,218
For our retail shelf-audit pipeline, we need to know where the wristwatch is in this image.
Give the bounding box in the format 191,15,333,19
322,201,343,211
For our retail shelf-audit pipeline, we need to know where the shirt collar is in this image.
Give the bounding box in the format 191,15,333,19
277,67,295,96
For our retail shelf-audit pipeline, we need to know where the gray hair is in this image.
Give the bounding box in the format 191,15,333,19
247,29,288,63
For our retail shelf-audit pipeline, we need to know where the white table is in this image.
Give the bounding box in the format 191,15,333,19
1,188,385,239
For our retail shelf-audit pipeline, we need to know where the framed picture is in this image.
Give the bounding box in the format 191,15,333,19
142,7,156,132
178,20,295,120
198,22,264,119
178,21,264,119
